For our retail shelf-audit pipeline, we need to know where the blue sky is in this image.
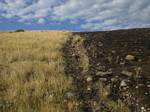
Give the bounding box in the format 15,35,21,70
0,0,150,31
0,18,80,31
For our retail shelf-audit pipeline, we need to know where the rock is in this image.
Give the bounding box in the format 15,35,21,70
111,50,116,54
120,62,125,65
99,78,107,82
98,42,103,47
111,78,116,82
138,59,142,62
120,80,127,87
147,85,150,88
141,107,145,110
115,75,119,78
87,87,91,91
125,55,135,61
138,84,144,87
141,107,146,112
135,86,138,89
96,71,112,76
96,63,101,66
147,108,150,111
121,70,133,77
96,65,106,71
86,76,92,82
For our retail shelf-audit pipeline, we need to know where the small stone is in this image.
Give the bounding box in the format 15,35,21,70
96,71,112,76
120,80,127,87
141,107,146,112
135,86,138,89
99,78,107,81
125,93,130,97
138,59,142,62
138,84,144,87
147,85,150,88
86,77,92,82
120,62,125,65
115,75,119,78
98,42,103,47
141,107,145,109
111,78,116,82
111,50,116,54
121,70,133,77
125,55,135,61
87,87,91,91
96,63,101,66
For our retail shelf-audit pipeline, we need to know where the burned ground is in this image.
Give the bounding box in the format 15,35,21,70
63,28,150,112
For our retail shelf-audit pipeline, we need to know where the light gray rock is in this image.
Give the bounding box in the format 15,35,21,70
111,78,116,82
147,85,150,88
141,107,146,112
121,70,133,77
86,76,92,82
111,50,116,54
98,42,103,47
87,86,91,91
135,86,139,89
99,78,107,81
138,84,144,87
120,80,127,87
125,55,135,61
96,71,112,76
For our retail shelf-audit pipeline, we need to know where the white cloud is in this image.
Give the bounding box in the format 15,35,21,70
0,0,58,23
0,0,150,30
53,0,150,30
37,18,45,24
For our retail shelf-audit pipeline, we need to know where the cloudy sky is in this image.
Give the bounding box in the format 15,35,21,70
0,0,150,31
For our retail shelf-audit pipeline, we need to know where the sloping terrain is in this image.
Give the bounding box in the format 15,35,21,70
0,28,150,112
63,28,150,112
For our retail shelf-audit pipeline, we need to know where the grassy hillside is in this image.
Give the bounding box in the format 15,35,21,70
0,31,78,112
1,28,150,112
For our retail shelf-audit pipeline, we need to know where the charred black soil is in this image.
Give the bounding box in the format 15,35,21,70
63,28,150,112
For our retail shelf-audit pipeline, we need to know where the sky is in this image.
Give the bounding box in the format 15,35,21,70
0,0,150,31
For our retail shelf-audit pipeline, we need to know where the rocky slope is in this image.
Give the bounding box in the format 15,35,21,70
63,28,150,112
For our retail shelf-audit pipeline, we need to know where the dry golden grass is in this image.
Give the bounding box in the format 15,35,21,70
71,35,89,74
0,31,77,112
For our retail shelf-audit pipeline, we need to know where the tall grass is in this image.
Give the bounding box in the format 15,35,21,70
0,31,77,112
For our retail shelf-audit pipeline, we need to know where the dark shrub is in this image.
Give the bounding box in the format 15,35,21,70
15,29,25,32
